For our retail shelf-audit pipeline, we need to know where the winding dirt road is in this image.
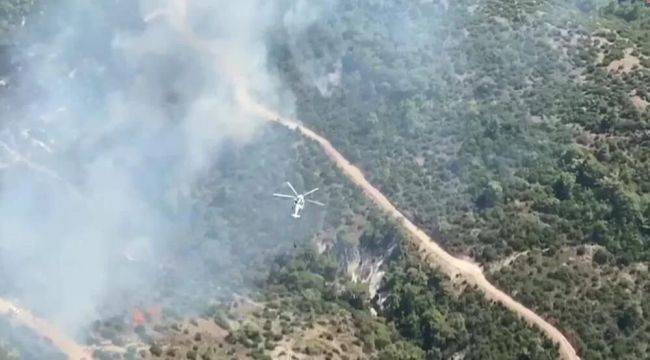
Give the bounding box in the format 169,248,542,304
239,84,580,360
162,2,579,359
0,299,90,359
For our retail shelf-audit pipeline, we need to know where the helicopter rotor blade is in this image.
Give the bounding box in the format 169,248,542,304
273,193,295,199
285,182,299,196
306,199,325,207
302,188,319,197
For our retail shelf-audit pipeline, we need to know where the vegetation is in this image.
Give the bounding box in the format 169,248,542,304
1,0,648,359
271,0,649,262
492,246,650,359
0,319,63,359
380,244,558,359
260,221,558,359
182,125,371,298
269,0,650,358
0,0,34,44
0,341,17,360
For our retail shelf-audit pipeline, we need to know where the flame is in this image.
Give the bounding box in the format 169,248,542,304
145,306,160,322
131,306,160,328
131,309,145,327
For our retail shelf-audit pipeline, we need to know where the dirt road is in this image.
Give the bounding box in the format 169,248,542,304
162,2,579,359
237,87,580,360
0,299,90,360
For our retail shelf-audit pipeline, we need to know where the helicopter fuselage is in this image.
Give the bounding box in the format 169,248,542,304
292,195,305,218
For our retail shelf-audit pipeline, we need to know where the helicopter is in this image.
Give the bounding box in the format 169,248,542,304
273,182,325,218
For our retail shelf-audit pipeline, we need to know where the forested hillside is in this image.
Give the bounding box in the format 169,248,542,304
270,0,649,358
186,125,560,359
0,0,648,359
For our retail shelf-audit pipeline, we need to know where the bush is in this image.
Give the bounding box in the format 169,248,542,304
149,344,163,357
593,248,611,265
377,341,426,360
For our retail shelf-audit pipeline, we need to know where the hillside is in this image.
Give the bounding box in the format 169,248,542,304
269,0,650,359
0,1,648,360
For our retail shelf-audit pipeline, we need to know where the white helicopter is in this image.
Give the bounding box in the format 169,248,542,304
273,182,325,218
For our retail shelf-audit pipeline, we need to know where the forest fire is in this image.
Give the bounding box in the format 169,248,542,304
131,309,145,328
130,306,160,328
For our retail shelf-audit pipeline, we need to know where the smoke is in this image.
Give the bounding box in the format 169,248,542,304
0,0,308,338
280,0,341,97
277,1,431,97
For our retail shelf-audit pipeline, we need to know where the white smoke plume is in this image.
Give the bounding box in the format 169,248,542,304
0,0,310,338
